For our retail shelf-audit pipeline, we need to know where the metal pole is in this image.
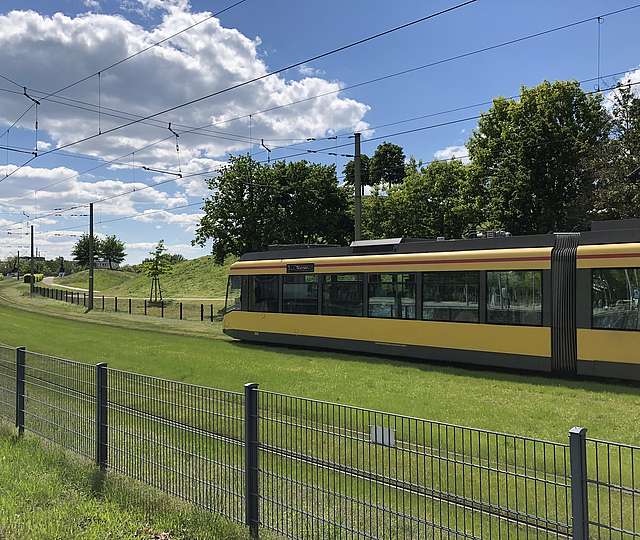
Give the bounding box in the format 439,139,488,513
354,132,362,241
244,383,259,539
570,427,589,540
96,362,108,471
15,347,25,436
16,250,20,280
88,203,94,311
29,225,34,294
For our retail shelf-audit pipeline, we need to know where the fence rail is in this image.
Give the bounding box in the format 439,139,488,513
0,342,638,539
32,285,222,323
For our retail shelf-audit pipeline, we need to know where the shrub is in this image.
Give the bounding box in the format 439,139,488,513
23,274,33,284
34,274,44,282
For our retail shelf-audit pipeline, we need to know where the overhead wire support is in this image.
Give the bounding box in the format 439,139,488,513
142,165,183,178
23,87,41,154
261,139,271,162
168,122,182,174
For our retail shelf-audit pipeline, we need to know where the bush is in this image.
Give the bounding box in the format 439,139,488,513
34,274,44,282
23,274,33,284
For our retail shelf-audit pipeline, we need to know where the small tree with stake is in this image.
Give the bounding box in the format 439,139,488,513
141,240,172,303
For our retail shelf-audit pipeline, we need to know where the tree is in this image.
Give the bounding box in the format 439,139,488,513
363,160,483,240
194,155,352,263
71,234,103,268
342,154,371,186
101,235,126,270
369,142,406,187
593,84,640,219
141,240,173,302
467,80,610,234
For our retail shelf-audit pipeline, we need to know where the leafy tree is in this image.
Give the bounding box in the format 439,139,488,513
342,154,371,186
141,240,173,302
593,84,640,219
194,155,352,263
101,235,126,270
369,142,406,187
71,234,103,268
467,80,610,234
363,160,483,239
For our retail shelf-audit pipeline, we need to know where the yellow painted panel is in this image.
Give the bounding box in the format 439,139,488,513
577,329,640,364
230,247,552,275
224,311,551,358
577,243,640,269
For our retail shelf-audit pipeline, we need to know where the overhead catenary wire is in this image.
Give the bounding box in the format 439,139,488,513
5,76,640,234
0,0,479,183
3,2,639,190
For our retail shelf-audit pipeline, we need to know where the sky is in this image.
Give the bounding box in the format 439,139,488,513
1,0,640,263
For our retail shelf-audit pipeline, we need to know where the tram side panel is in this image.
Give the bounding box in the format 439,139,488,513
576,243,640,380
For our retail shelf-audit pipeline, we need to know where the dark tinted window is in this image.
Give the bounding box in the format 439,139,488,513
248,275,279,312
368,273,416,319
423,271,480,322
225,275,242,313
322,274,363,316
487,271,542,325
592,268,640,330
283,274,318,314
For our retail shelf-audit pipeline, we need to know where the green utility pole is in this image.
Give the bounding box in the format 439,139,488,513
354,132,362,241
29,226,34,295
88,203,94,311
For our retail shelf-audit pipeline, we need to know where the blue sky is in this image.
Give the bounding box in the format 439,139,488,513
1,0,639,262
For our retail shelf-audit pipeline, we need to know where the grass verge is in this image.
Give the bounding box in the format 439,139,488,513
0,281,639,445
0,424,246,540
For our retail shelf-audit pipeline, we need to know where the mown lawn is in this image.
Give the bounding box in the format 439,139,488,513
0,286,639,446
0,425,246,540
55,268,137,292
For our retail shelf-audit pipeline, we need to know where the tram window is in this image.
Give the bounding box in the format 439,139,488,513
423,271,479,322
368,273,416,319
283,274,318,314
322,274,364,316
225,275,242,313
248,275,279,312
487,271,542,325
592,268,640,331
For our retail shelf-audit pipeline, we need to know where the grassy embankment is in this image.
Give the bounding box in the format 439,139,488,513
0,425,246,539
53,256,235,299
0,280,639,445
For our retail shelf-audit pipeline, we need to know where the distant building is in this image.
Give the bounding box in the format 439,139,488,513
94,259,119,270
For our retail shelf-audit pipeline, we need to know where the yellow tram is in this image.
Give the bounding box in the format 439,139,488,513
223,219,640,380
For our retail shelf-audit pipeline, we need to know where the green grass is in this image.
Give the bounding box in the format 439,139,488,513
53,256,235,299
55,269,137,292
0,425,246,540
0,281,639,446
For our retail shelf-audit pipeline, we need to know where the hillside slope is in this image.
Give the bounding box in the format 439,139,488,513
54,256,236,299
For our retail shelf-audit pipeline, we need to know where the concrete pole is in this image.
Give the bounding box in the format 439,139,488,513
88,203,94,311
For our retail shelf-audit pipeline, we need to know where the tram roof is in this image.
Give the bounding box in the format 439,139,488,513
238,220,640,262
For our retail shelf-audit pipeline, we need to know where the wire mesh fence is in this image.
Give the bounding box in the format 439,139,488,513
0,342,639,539
257,390,571,539
0,345,15,423
587,438,640,539
33,285,222,322
106,368,245,523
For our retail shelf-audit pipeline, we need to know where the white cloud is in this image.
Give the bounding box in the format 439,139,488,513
298,64,325,77
433,145,469,164
0,5,370,168
83,0,101,10
604,68,640,110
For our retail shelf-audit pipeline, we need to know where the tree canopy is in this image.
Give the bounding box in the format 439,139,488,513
101,235,126,270
194,155,352,263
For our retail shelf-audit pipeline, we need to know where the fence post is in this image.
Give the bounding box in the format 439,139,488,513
200,304,204,321
144,299,147,315
570,427,589,540
210,304,214,322
83,292,86,306
15,347,25,436
115,297,118,312
102,295,105,310
244,383,259,538
96,363,108,471
179,302,183,320
161,300,164,318
129,298,132,315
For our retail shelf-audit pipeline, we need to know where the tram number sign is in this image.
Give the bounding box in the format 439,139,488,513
286,263,315,273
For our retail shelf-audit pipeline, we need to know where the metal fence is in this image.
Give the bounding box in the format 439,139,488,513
32,285,222,322
0,342,638,539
